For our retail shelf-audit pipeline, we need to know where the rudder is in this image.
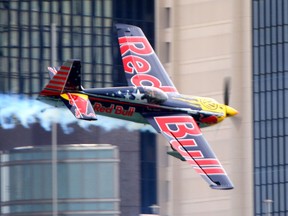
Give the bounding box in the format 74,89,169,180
39,59,82,96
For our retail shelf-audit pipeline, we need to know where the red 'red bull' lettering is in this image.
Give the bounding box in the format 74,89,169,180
154,116,201,138
154,115,225,175
118,36,177,93
119,36,153,56
122,55,151,74
93,103,135,117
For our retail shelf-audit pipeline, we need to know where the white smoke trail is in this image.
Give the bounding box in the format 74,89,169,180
0,94,154,134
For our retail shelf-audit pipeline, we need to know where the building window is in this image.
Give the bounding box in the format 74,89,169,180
253,0,288,215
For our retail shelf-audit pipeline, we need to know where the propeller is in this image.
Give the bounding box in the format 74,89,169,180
223,77,238,117
224,77,231,106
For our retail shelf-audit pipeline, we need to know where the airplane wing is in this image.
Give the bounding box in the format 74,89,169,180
116,24,178,93
146,113,234,190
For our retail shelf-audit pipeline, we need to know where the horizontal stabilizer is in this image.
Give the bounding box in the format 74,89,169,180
61,93,97,121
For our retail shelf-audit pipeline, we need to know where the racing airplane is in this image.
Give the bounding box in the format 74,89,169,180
38,24,238,190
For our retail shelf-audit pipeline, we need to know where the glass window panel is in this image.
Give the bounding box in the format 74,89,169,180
278,26,284,44
42,12,50,25
272,44,277,72
84,17,91,26
285,44,288,72
266,74,272,91
264,0,271,27
285,136,288,164
278,44,284,72
10,11,17,25
286,183,288,211
265,46,271,72
271,0,277,26
254,121,260,138
52,1,61,13
272,119,278,137
279,166,285,182
260,74,265,91
267,166,272,184
267,138,272,166
266,120,272,138
10,30,18,46
266,91,272,119
31,11,39,26
255,139,260,167
277,0,283,26
259,28,265,46
280,183,285,211
272,91,278,119
259,0,265,28
259,46,265,73
261,139,266,167
254,76,260,93
260,92,266,121
83,1,92,16
63,1,71,14
254,47,259,74
273,136,278,165
95,0,102,16
253,29,259,46
273,184,279,211
253,1,259,28
285,118,288,135
278,90,284,118
20,11,29,25
279,137,284,165
255,186,261,214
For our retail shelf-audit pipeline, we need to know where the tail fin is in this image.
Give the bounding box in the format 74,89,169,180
39,59,97,121
39,59,82,96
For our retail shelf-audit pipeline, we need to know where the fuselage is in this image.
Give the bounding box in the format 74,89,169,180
82,86,235,128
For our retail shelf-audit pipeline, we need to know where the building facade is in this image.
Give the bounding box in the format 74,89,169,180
1,144,119,216
155,1,253,216
0,1,157,216
253,0,288,215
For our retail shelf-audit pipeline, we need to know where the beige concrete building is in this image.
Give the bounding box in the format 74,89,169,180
155,1,253,215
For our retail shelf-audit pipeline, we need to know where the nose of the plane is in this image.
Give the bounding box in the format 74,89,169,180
225,105,238,117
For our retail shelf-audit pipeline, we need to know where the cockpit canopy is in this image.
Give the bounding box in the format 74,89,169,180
143,86,168,104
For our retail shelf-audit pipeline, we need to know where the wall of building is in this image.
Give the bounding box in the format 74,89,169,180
1,144,120,216
156,0,253,215
0,1,157,215
0,124,141,216
253,0,288,215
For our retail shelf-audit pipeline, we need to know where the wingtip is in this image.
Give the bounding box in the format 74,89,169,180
210,184,234,190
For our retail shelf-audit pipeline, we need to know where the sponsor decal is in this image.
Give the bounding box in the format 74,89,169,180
64,93,96,119
93,102,135,117
154,115,225,175
118,36,177,93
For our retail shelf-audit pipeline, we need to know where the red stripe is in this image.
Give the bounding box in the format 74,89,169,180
57,71,69,75
60,66,70,70
46,85,63,91
202,167,225,175
50,80,65,85
188,151,203,158
40,89,59,96
53,75,67,81
161,86,178,93
195,159,220,166
193,167,205,174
